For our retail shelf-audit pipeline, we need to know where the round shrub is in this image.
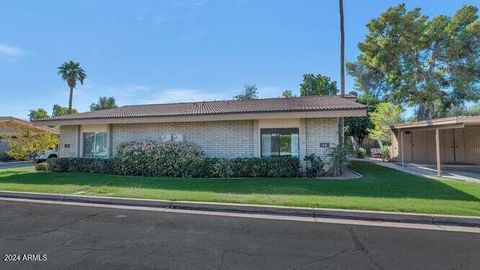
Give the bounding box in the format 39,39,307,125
357,147,367,158
35,162,49,172
304,154,325,177
380,146,391,162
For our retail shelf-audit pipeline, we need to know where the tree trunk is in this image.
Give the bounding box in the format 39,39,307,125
417,103,433,121
417,103,424,121
356,135,364,147
338,0,345,146
68,86,74,114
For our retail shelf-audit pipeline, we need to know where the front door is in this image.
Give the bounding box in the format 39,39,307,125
403,131,412,163
443,129,455,163
412,131,427,163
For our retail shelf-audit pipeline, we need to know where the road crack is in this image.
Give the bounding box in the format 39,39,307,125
39,211,103,235
217,249,254,270
348,226,384,270
3,211,103,241
292,249,350,269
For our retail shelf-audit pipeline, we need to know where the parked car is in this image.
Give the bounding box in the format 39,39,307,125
34,148,58,163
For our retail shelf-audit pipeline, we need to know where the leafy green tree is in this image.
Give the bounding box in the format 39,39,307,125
52,104,77,117
345,117,371,146
57,61,87,114
234,84,258,100
445,102,480,117
368,102,403,145
5,128,59,160
281,90,295,98
90,96,118,111
346,62,392,100
469,103,480,116
33,133,60,155
29,108,49,120
326,145,349,176
445,105,470,117
300,74,338,96
348,4,480,120
345,94,379,145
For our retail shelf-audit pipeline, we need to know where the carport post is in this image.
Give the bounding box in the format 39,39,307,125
435,128,441,176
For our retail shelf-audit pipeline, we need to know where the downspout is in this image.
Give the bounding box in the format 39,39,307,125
76,125,81,158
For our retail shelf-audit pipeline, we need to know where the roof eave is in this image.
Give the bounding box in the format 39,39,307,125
33,109,367,126
389,116,480,130
1,117,59,134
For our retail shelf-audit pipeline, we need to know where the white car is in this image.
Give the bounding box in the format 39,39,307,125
34,148,58,163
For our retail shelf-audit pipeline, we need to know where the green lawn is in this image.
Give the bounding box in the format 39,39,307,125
0,161,479,216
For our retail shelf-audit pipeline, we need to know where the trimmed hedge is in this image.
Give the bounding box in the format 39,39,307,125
195,157,301,178
48,156,300,178
47,140,300,178
48,158,121,174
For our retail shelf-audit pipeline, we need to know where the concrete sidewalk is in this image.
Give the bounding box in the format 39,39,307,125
0,190,479,228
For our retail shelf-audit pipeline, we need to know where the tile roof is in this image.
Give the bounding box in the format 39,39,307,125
0,116,59,134
34,95,366,122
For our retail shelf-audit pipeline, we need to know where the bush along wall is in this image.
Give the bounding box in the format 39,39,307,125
115,141,203,177
48,141,301,178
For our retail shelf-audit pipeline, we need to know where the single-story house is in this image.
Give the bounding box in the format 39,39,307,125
33,96,366,169
0,116,60,161
390,116,480,176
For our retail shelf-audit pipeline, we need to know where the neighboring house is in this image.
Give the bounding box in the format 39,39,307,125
33,96,366,169
0,116,60,161
390,116,480,175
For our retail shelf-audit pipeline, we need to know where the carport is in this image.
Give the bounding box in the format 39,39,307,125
390,116,480,176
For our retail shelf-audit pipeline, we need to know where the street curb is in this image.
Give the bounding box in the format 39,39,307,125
0,190,479,227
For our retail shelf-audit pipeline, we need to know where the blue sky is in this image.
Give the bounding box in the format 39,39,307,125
0,0,477,119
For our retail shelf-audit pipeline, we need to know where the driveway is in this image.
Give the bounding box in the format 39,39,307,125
369,158,480,182
0,200,479,269
0,161,33,169
411,164,480,182
392,163,480,182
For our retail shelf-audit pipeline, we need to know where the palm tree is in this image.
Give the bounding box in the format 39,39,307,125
57,61,86,114
338,0,345,146
90,96,118,111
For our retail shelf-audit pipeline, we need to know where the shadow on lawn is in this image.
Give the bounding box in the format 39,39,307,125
0,161,479,202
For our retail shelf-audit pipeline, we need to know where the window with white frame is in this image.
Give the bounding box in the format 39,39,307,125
261,128,299,157
83,132,108,158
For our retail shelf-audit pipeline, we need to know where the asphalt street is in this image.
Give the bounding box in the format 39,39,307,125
0,200,479,270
